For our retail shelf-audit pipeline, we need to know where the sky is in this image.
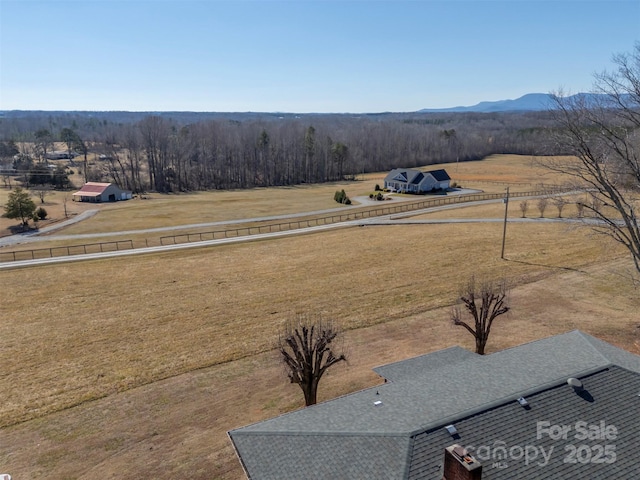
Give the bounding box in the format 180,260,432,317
1,0,639,113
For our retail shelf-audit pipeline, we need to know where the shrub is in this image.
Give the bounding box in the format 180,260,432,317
334,189,351,204
374,184,381,191
35,207,47,220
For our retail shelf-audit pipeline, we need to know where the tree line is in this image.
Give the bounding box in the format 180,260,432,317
0,110,561,193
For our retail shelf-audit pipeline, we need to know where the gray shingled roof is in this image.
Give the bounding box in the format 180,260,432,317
383,168,451,188
232,434,411,480
228,331,640,479
408,366,640,479
426,169,451,182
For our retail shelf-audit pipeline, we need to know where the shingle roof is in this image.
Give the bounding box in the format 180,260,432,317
384,168,450,187
408,366,640,479
386,168,423,185
228,331,640,479
427,169,451,182
373,346,476,382
411,172,425,185
231,434,411,480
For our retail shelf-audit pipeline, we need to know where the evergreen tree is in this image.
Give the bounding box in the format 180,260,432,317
4,187,36,227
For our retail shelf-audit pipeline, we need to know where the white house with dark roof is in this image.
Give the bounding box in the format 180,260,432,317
384,168,451,193
228,331,640,479
72,182,132,203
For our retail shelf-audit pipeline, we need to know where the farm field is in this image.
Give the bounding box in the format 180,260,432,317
1,155,639,479
0,181,355,238
0,154,563,240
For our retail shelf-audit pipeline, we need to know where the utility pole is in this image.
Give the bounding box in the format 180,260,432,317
501,187,510,259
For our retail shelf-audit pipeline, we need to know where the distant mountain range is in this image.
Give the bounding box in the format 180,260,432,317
419,93,599,113
1,93,624,119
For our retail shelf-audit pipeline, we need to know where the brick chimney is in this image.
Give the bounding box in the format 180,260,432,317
442,444,482,480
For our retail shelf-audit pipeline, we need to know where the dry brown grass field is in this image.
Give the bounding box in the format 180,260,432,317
0,182,353,238
1,155,640,479
0,153,559,239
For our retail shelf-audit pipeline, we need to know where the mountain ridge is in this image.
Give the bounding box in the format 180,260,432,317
418,92,599,113
0,93,616,118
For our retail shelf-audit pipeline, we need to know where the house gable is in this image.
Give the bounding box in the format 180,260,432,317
384,168,450,192
393,171,409,182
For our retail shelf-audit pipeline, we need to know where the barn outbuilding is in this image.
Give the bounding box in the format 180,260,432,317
72,182,132,203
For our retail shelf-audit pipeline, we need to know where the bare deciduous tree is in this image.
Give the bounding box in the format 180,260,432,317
519,200,529,218
34,129,53,163
537,197,548,217
547,44,640,275
576,201,585,218
33,185,51,204
553,196,567,218
278,314,347,406
452,277,510,355
62,194,69,218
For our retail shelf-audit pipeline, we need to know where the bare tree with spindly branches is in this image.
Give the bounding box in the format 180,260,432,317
553,196,568,218
546,44,640,275
278,314,347,406
451,277,510,355
519,200,529,218
537,197,549,217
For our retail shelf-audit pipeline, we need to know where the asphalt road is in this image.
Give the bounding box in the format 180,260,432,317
0,191,588,270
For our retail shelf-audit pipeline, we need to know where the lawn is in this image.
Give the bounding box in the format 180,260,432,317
1,154,638,479
0,154,568,238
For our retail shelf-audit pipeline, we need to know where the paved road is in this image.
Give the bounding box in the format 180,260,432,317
0,189,482,247
0,191,586,270
0,221,356,269
0,209,100,247
0,197,416,248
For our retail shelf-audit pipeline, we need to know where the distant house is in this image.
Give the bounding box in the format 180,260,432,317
72,182,132,203
384,168,451,193
229,330,640,479
45,151,76,160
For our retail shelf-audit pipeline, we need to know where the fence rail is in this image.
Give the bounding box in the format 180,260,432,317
0,189,561,263
0,240,134,262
